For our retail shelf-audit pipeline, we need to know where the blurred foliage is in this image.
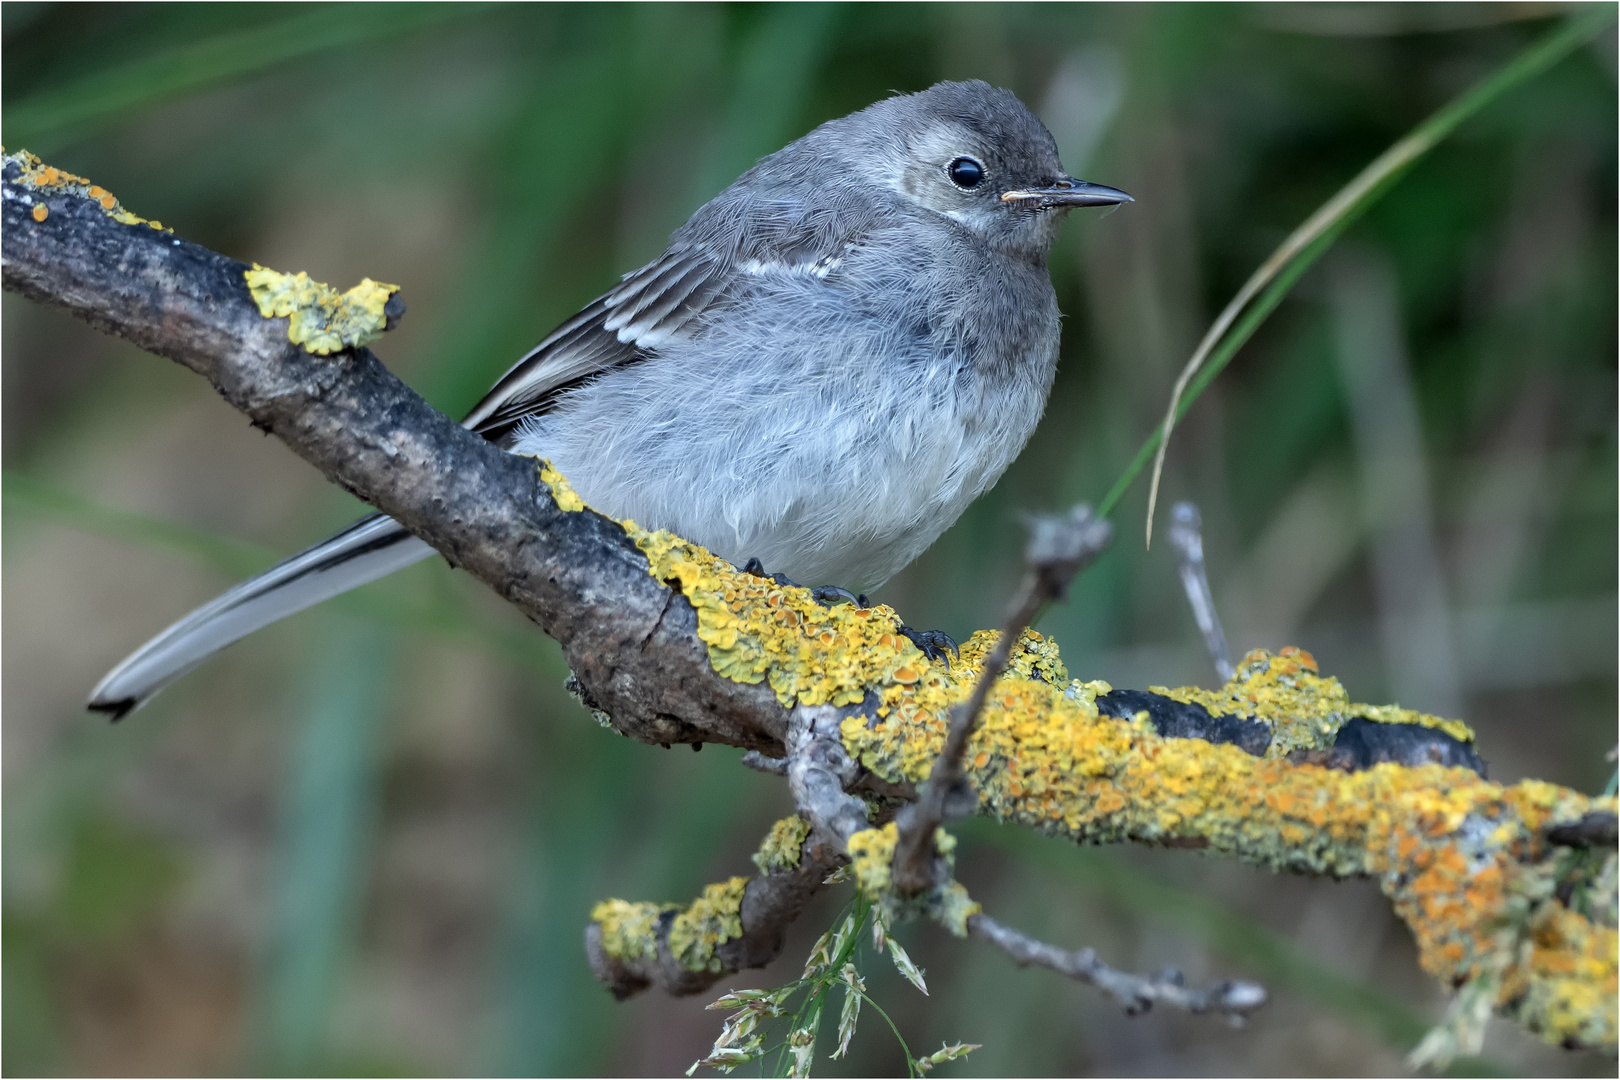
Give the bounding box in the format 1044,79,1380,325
2,3,1615,1077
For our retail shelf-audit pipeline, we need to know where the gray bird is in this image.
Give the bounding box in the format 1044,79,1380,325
89,79,1130,718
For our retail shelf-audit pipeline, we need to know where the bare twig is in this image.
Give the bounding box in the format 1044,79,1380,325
967,913,1267,1023
741,751,790,776
890,505,1112,895
1544,811,1618,849
786,704,874,849
1167,502,1235,682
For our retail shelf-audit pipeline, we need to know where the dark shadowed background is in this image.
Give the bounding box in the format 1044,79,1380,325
3,3,1615,1076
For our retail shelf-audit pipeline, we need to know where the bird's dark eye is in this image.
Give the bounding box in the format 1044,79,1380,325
947,156,985,189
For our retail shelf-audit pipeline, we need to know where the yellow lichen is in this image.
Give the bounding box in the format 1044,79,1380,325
544,461,1608,1050
934,880,982,937
243,264,399,355
538,459,585,512
848,823,898,898
627,524,989,708
1152,646,1476,755
752,815,812,875
668,877,749,973
6,149,170,231
591,898,675,962
1514,901,1618,1047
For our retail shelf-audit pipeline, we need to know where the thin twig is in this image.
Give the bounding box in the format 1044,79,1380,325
1167,502,1234,682
891,505,1112,895
742,751,790,776
967,913,1267,1023
1138,8,1614,549
787,704,874,849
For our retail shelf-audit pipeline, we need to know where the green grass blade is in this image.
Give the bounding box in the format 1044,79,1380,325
4,3,495,150
3,470,273,576
256,617,394,1074
1096,228,1338,517
1119,6,1616,541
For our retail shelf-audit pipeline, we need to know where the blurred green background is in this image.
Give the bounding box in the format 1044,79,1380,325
3,3,1615,1076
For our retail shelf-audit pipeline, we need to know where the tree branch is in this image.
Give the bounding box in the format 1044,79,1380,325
585,814,844,1000
5,151,1613,1059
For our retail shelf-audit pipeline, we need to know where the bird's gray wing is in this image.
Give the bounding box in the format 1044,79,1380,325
459,191,873,443
460,245,734,443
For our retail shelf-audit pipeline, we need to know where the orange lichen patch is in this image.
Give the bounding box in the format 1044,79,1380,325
1513,902,1618,1048
6,148,169,232
1151,646,1476,755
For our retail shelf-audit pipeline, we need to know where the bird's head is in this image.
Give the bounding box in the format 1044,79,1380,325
844,80,1131,258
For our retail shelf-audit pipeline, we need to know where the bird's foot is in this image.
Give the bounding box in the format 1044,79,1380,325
898,625,958,665
810,585,867,607
741,557,798,589
741,558,870,609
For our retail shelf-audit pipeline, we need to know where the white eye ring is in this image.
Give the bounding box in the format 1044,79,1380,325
947,156,986,190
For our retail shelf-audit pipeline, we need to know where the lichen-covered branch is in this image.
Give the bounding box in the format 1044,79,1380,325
586,815,843,999
5,151,1613,1056
891,505,1112,895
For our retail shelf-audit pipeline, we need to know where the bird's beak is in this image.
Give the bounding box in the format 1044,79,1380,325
1000,177,1133,209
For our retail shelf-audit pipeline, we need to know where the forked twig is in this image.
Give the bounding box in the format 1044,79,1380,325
891,505,1112,895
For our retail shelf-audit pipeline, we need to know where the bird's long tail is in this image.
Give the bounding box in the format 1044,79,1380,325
88,513,434,719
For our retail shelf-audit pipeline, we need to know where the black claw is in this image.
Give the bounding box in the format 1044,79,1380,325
810,585,861,607
740,556,799,589
898,625,958,665
856,594,871,609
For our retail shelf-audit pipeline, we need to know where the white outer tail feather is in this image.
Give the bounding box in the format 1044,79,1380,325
88,514,434,719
